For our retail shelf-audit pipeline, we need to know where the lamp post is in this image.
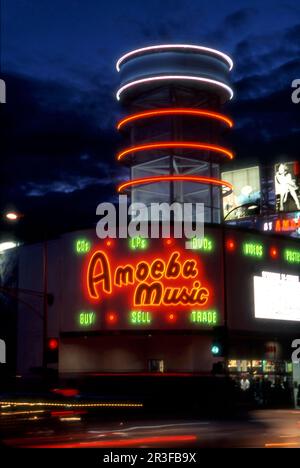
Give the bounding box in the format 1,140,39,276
4,211,22,222
42,239,48,370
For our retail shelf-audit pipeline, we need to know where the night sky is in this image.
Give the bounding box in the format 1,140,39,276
1,0,300,240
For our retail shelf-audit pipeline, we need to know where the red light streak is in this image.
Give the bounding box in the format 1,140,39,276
25,434,197,448
117,175,232,194
265,442,298,448
117,142,234,161
90,372,200,377
117,108,233,130
50,410,86,417
51,388,79,398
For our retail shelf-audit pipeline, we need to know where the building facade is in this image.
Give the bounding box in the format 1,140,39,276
1,45,300,408
10,226,300,396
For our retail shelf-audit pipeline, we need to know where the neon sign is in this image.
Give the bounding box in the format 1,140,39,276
275,217,300,233
190,236,214,252
116,45,234,72
263,212,300,236
242,242,264,258
85,249,211,310
190,310,218,325
78,311,96,327
75,238,91,254
117,108,234,130
130,311,152,324
116,75,234,102
118,175,232,194
284,248,300,264
117,142,234,162
129,236,149,250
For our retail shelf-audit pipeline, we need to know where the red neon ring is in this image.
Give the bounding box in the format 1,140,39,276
117,175,233,194
117,142,234,161
117,108,233,130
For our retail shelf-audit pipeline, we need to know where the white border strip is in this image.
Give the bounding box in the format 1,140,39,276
116,44,233,72
116,75,234,101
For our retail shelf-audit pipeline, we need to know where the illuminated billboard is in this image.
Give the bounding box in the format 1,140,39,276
225,228,300,332
60,230,224,332
221,166,260,220
275,162,300,212
254,271,300,322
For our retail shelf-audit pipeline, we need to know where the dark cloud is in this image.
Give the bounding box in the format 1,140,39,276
223,8,257,30
1,71,123,239
229,83,300,167
232,16,300,81
284,23,300,43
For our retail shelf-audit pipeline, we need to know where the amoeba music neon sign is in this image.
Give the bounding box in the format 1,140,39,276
84,249,214,312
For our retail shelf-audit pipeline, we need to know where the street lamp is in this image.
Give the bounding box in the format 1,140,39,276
4,211,21,221
0,241,18,253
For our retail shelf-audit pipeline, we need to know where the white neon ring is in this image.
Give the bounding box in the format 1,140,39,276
116,75,234,101
116,44,233,72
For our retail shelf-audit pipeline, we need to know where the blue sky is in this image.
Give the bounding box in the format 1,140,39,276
1,0,300,236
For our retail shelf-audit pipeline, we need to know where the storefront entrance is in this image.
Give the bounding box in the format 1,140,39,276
228,359,294,407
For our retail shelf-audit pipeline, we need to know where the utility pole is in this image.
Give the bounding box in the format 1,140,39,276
42,239,48,370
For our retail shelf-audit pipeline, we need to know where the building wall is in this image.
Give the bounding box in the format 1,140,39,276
14,226,300,376
59,334,214,374
225,228,300,335
0,249,18,376
17,240,61,376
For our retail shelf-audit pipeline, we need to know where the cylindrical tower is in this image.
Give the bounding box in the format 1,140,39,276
116,44,234,223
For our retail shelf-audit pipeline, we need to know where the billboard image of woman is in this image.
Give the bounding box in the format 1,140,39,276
275,162,300,212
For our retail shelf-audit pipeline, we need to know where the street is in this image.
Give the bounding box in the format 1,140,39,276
1,408,300,448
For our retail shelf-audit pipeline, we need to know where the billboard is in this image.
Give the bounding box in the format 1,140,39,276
275,162,300,212
254,271,300,322
60,229,224,332
222,166,260,220
225,228,300,332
